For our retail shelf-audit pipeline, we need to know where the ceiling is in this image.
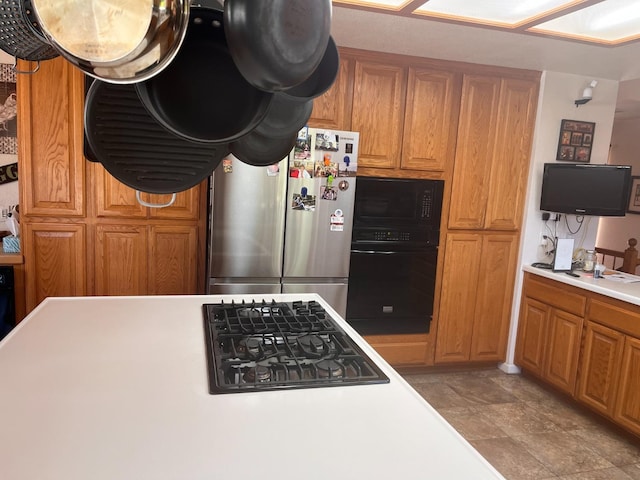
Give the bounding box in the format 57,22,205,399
333,0,640,47
330,5,640,119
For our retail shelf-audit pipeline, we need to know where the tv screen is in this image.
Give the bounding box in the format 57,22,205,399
540,163,632,217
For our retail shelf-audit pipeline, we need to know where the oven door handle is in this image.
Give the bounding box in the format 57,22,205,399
351,249,405,255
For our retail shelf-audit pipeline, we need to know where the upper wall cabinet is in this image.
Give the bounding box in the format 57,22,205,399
351,60,407,169
308,54,354,131
400,67,461,172
448,75,538,230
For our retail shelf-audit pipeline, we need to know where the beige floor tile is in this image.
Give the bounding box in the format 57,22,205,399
620,464,640,479
445,412,510,441
570,427,640,466
479,402,563,437
445,376,520,405
515,431,615,476
410,382,477,409
554,467,635,479
525,399,599,431
489,374,554,403
470,436,556,480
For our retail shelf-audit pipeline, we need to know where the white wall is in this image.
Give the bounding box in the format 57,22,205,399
500,71,619,372
596,116,640,254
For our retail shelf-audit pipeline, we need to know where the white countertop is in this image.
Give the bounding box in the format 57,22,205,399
523,264,640,305
0,294,504,480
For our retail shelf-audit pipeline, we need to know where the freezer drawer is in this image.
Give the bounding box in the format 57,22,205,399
281,282,347,318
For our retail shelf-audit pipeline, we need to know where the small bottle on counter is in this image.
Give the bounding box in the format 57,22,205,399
583,250,596,273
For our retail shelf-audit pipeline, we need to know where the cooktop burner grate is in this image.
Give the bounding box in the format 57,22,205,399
203,299,390,394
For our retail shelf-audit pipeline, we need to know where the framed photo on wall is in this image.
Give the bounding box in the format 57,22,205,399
628,176,640,214
556,119,595,163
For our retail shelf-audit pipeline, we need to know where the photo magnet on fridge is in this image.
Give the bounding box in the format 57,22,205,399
553,238,575,272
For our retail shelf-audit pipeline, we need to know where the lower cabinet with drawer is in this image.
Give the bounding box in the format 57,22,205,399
515,273,585,395
515,272,640,438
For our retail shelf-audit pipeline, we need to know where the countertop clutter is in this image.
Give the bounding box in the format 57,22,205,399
523,264,640,305
0,294,505,480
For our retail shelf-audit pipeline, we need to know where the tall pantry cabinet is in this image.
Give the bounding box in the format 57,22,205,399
17,58,207,314
434,75,538,364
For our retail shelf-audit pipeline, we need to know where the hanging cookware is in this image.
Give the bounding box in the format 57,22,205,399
251,93,313,139
0,0,59,62
223,0,331,92
84,80,229,194
135,5,273,144
281,36,339,101
229,130,297,167
31,0,189,84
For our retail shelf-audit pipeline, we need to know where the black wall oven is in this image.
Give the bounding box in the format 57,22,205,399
346,177,443,335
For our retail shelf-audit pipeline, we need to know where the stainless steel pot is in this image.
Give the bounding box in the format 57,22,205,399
31,0,189,83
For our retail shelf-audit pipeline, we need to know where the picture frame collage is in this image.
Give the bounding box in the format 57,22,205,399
556,119,595,163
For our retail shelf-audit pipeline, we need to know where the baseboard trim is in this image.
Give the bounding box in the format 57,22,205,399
498,362,522,375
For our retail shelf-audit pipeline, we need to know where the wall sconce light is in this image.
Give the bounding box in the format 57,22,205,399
575,80,598,107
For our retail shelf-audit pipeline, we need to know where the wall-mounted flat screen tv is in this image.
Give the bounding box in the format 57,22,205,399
540,163,632,217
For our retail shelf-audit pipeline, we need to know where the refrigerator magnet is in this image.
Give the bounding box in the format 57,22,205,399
330,209,344,231
338,180,349,191
222,158,233,173
320,185,337,201
291,193,316,212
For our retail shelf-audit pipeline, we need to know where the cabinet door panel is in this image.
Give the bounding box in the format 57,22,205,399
577,321,624,416
485,78,538,230
470,234,518,361
401,68,460,171
18,58,85,216
308,54,353,130
146,187,202,220
24,223,86,311
149,226,198,294
543,309,583,395
95,225,148,295
94,165,146,218
351,61,406,169
435,233,481,363
614,336,640,435
448,75,500,229
515,297,549,376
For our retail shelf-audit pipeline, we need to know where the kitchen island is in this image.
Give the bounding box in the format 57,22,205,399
0,294,505,480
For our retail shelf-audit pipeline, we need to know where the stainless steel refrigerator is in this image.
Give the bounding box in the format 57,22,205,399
208,127,359,316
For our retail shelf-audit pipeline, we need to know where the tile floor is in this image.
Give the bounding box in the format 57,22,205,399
402,368,640,480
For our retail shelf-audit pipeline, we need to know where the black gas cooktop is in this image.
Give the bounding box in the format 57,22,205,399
203,299,390,394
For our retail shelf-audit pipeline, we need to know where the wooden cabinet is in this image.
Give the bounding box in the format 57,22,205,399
400,67,461,172
308,54,354,131
17,57,207,314
351,60,407,169
448,76,538,230
577,321,624,416
435,232,518,363
23,223,87,309
516,273,640,437
515,273,586,395
615,336,640,434
516,297,550,376
544,309,583,394
435,73,538,366
19,58,85,218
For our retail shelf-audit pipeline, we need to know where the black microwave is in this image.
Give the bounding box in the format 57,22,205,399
353,177,444,228
351,177,444,248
